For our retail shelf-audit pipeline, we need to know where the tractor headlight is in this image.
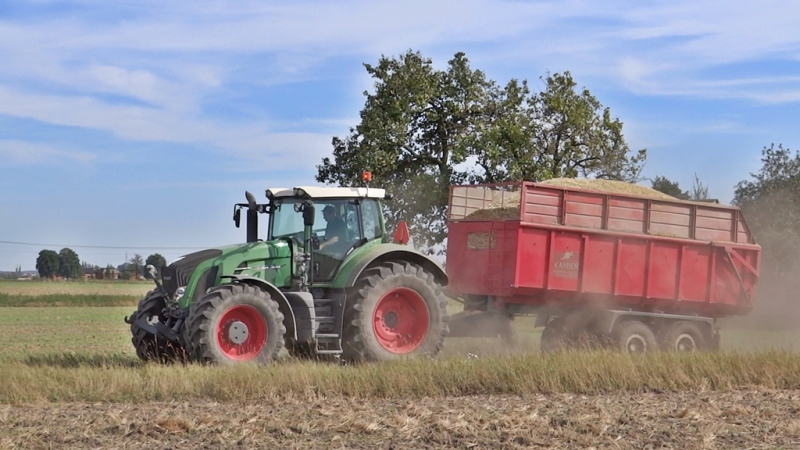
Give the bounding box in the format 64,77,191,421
174,286,186,302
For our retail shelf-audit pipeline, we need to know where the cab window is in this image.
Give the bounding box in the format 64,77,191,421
361,199,382,240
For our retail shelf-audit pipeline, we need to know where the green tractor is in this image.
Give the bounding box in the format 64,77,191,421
125,185,449,364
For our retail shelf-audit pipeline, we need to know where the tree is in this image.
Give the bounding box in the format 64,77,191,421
733,144,800,323
473,72,646,183
734,144,800,273
129,254,144,280
317,51,646,251
105,264,116,280
36,250,60,279
145,253,167,278
651,176,690,200
689,173,710,201
57,248,82,279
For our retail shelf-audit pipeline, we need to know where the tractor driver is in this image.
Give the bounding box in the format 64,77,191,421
319,205,347,251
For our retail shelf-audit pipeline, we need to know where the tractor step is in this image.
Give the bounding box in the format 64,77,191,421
314,298,336,305
315,316,335,323
315,333,340,339
315,349,343,355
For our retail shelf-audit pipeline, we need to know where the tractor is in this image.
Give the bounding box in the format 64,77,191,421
125,184,449,364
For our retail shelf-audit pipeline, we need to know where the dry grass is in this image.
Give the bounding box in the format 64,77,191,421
3,352,800,404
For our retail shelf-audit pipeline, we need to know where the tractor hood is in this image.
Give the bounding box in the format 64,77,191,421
162,240,294,304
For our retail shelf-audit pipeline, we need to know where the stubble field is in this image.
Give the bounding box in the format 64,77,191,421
2,281,800,448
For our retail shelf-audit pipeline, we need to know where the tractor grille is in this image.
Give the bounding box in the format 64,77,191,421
161,249,222,296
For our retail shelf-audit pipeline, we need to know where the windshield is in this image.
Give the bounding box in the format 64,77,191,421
270,198,359,241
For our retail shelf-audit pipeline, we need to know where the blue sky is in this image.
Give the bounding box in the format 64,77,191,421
2,0,800,270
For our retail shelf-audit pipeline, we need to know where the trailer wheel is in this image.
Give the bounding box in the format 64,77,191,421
342,262,448,363
129,290,185,363
615,321,657,354
541,317,572,353
662,321,707,352
183,283,285,364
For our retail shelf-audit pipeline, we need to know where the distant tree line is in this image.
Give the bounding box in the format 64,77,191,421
35,249,167,281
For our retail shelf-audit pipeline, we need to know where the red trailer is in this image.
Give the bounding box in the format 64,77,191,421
445,182,761,352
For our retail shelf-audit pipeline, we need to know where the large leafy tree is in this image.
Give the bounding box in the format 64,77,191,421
57,248,82,279
317,51,646,251
36,249,60,279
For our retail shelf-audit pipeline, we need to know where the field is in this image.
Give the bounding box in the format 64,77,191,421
3,281,800,448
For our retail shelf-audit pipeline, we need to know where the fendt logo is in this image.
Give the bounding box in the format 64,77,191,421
553,251,580,279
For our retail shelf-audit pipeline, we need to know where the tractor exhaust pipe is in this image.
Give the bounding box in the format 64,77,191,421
245,191,259,243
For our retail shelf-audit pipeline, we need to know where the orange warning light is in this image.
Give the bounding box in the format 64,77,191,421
363,171,373,182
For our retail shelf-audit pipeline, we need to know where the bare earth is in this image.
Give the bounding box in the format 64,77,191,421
2,389,799,449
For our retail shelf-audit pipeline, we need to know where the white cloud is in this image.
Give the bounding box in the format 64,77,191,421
0,140,97,165
0,0,799,171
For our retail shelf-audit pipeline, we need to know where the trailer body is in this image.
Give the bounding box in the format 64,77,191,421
446,182,760,319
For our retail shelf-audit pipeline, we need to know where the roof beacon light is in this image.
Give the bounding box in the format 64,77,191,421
362,171,373,197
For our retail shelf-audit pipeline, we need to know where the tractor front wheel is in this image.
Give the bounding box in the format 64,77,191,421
342,262,448,363
183,283,285,364
129,290,185,363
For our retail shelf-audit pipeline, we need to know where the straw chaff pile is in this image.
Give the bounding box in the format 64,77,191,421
462,178,675,222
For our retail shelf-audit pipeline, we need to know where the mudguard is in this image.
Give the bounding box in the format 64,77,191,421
331,243,448,289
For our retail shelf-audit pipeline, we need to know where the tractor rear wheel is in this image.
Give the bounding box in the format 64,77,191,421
183,283,285,364
129,290,185,363
342,262,448,363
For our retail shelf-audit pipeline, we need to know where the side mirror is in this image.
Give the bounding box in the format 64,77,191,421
303,203,315,227
233,208,241,228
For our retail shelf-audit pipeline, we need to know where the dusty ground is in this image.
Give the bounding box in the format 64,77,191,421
2,389,800,449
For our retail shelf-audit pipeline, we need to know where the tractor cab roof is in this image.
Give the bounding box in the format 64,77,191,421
266,186,387,200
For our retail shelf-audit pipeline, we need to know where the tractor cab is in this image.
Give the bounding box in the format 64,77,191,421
264,186,387,283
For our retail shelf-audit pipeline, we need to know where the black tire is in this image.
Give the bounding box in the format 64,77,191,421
182,283,285,365
342,262,449,363
662,321,707,352
615,320,658,354
540,317,571,354
129,290,185,363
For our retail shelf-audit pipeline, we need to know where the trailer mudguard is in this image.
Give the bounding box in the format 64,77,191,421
331,243,448,289
229,275,301,341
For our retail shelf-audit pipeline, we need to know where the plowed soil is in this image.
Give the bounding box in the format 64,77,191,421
3,389,800,449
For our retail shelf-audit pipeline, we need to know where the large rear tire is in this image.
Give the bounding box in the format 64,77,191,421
129,290,185,363
342,262,448,363
183,283,285,364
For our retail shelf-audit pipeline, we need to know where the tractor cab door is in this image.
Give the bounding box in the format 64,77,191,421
313,198,384,282
313,199,361,281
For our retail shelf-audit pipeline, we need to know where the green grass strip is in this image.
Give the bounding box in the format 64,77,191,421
0,293,140,307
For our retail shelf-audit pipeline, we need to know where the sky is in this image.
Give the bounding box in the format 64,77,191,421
2,0,800,271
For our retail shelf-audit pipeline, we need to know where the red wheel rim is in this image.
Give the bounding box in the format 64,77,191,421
373,288,430,354
216,305,267,361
